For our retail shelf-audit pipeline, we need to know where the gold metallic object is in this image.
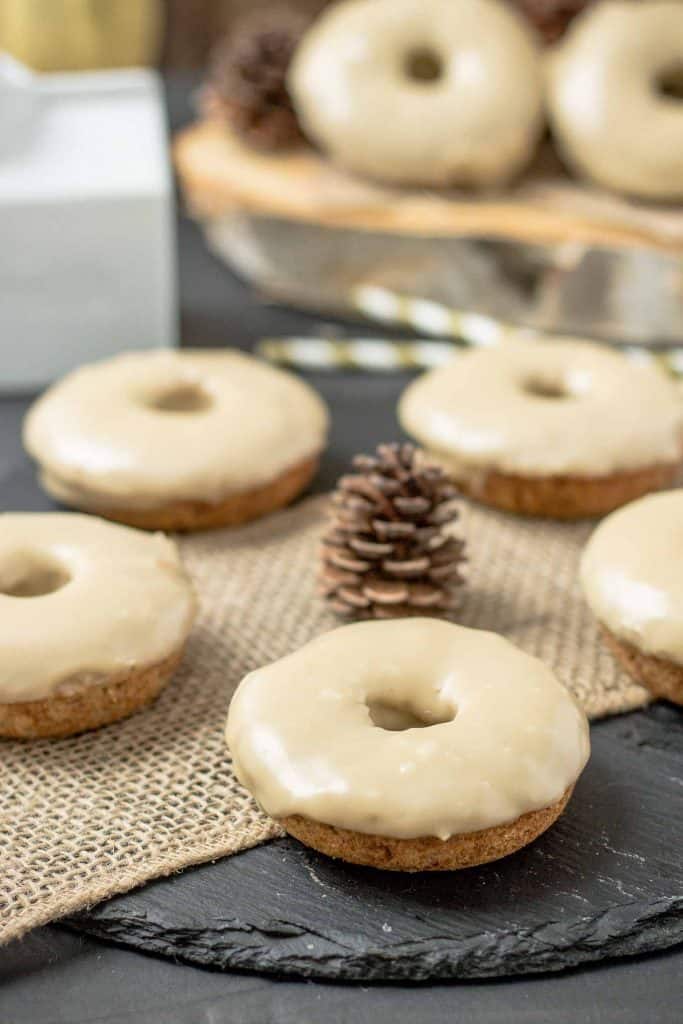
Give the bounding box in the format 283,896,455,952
0,0,164,71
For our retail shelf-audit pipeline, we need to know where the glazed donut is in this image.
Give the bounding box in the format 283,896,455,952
0,513,196,739
581,490,683,706
24,350,328,532
547,1,683,200
288,0,544,187
399,339,683,519
226,619,590,871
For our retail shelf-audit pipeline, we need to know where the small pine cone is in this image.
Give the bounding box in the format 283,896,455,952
318,443,466,621
511,0,591,44
208,5,309,151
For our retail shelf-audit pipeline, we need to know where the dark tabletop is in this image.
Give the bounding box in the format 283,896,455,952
0,77,680,1024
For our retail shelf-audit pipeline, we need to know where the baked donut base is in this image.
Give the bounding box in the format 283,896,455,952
280,786,573,872
455,461,682,520
0,647,184,740
42,455,320,533
600,626,683,707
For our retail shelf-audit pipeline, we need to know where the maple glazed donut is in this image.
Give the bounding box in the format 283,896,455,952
226,619,590,871
288,0,544,187
547,1,683,200
24,350,328,532
398,339,683,520
581,490,683,706
0,513,196,739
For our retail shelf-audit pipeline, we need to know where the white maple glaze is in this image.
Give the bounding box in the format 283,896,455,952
0,513,196,702
24,350,328,510
547,1,683,200
581,490,683,666
399,340,683,479
226,619,590,839
289,0,543,187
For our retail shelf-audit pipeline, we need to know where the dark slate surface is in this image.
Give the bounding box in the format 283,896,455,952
1,75,682,1022
68,706,683,982
3,927,682,1024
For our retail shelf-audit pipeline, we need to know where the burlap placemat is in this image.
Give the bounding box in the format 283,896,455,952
0,495,649,946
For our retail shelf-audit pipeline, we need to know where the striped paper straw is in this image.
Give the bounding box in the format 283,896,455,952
257,335,457,371
256,285,683,379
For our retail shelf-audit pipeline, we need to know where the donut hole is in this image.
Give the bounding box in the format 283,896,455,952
0,554,71,598
655,63,683,101
521,376,570,401
367,696,455,732
403,46,443,84
145,382,213,414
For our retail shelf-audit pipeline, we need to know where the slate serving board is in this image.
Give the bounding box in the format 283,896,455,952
70,705,683,982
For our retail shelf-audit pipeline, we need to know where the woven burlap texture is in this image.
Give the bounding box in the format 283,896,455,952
1,495,649,945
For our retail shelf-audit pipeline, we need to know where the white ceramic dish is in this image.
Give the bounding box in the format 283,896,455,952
0,56,177,392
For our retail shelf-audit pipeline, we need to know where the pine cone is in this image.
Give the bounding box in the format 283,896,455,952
511,0,591,44
319,444,466,620
208,5,308,151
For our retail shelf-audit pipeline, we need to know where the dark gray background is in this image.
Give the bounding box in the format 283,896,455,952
0,79,680,1023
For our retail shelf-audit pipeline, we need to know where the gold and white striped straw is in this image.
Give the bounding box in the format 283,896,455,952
257,334,457,371
256,285,683,380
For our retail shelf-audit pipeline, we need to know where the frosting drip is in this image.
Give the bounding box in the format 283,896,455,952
581,490,683,666
24,350,329,508
226,619,590,840
399,340,683,478
0,514,196,702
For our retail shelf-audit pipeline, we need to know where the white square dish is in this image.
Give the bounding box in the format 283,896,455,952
0,59,177,391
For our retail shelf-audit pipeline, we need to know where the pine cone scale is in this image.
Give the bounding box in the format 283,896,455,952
393,496,431,517
431,540,465,565
373,520,416,541
318,563,359,591
333,511,374,533
429,564,466,583
429,500,462,525
328,550,371,573
406,583,444,607
383,557,431,578
349,538,394,558
363,578,410,604
337,585,372,609
345,482,398,521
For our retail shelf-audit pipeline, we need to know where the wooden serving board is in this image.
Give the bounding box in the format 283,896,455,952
174,119,683,252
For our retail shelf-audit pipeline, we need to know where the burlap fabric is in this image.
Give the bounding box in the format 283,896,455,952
1,495,649,945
